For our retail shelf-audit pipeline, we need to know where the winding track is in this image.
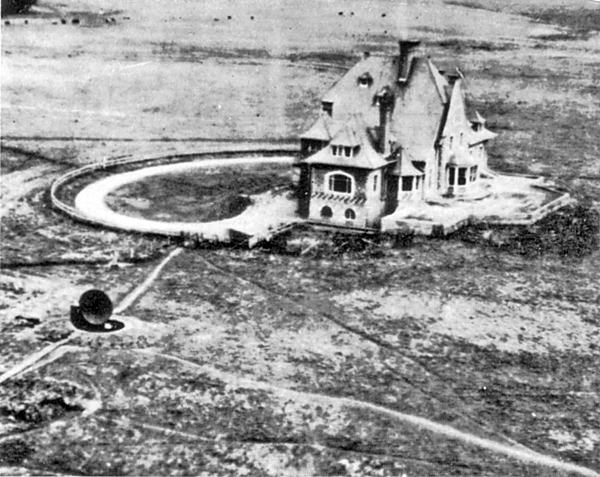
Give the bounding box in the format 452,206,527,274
73,155,296,240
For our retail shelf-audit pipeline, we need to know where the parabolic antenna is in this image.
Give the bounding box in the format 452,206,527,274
78,289,113,325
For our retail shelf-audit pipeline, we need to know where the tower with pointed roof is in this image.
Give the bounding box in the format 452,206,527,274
296,40,496,229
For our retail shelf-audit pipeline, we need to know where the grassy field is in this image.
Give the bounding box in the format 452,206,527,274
1,0,600,475
105,163,294,222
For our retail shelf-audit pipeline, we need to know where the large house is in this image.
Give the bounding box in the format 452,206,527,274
295,40,497,229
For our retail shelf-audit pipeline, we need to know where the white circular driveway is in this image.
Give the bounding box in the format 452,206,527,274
74,156,297,240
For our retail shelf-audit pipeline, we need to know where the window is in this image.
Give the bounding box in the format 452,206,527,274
373,174,378,192
448,167,455,186
331,145,347,157
458,167,467,186
328,173,352,194
322,102,333,116
479,145,484,156
345,209,356,220
460,132,464,145
358,73,373,88
449,136,454,149
320,206,333,218
470,166,478,182
401,176,413,191
415,177,419,190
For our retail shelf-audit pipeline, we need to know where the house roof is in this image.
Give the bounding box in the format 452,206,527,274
330,120,362,147
301,43,496,170
471,110,486,125
389,57,447,160
322,55,400,124
392,153,425,176
428,59,449,104
300,115,341,142
448,151,477,167
469,127,497,146
304,116,390,170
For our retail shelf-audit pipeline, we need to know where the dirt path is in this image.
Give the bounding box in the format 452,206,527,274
0,247,183,385
74,156,297,239
133,348,599,477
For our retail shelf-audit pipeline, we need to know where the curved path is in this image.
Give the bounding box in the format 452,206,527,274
74,155,297,240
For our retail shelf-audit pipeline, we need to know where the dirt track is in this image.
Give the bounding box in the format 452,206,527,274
73,156,297,239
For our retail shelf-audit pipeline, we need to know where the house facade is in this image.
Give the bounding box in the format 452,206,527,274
295,40,497,229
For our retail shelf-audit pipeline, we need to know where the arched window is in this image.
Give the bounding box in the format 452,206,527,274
327,172,353,194
321,206,333,218
345,209,356,220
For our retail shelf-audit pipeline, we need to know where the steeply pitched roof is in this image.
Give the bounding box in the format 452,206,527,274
469,127,497,145
330,119,362,146
428,59,449,104
392,153,425,176
389,57,446,160
300,115,341,142
304,116,390,170
322,55,400,126
301,44,495,167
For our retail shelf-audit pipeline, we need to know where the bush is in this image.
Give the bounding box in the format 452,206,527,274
1,0,36,16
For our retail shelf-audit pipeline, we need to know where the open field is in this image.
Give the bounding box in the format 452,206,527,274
1,0,599,475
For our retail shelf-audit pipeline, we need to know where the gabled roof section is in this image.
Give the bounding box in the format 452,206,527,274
322,55,400,125
469,127,497,145
428,59,449,104
304,116,390,170
471,110,486,125
392,153,425,176
389,57,446,160
330,119,362,147
300,115,343,142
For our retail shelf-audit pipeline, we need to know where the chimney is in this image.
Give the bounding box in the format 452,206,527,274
377,87,394,156
398,40,422,82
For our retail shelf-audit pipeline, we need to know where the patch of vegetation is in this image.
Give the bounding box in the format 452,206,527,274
443,0,497,12
525,7,600,40
454,205,599,258
106,163,293,223
469,98,599,178
436,38,517,52
1,0,36,17
286,50,358,66
0,439,34,466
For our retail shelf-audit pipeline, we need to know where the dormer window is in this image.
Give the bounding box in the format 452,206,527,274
322,101,333,117
331,145,358,157
358,73,373,88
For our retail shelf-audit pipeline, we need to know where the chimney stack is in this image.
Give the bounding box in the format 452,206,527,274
398,40,422,82
377,87,394,156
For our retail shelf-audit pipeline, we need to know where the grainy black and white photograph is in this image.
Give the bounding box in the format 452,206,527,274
1,0,599,475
